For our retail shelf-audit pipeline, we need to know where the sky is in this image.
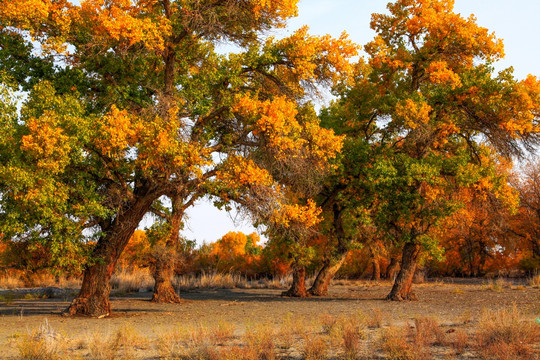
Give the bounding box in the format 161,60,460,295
168,0,540,245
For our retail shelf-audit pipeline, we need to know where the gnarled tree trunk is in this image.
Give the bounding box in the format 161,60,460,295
282,264,308,297
308,251,348,296
386,242,421,301
65,193,156,317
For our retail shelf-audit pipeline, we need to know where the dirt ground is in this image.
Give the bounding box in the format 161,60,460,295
0,280,538,359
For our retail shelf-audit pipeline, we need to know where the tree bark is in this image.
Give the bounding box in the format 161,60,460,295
308,202,349,296
371,257,381,281
386,242,421,301
151,194,184,304
282,264,308,297
151,246,180,303
65,192,157,317
385,255,400,280
308,251,348,296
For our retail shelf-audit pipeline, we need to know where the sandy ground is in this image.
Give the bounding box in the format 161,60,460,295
0,280,538,358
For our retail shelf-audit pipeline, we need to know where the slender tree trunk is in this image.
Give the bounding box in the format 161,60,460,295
386,242,421,301
151,246,180,303
151,195,184,304
282,264,308,297
308,202,350,296
308,251,348,296
371,257,381,281
65,193,156,317
385,256,400,280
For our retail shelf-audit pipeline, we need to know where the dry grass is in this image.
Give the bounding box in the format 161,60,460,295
342,321,363,360
16,320,61,360
319,312,339,334
245,324,277,360
0,270,81,290
173,272,292,291
488,277,509,292
7,302,539,360
366,307,384,328
211,320,235,344
529,273,540,287
155,329,187,359
110,268,154,293
302,334,328,360
87,325,146,360
378,326,416,360
451,328,468,355
413,316,446,346
475,305,540,360
0,273,25,289
1,269,294,294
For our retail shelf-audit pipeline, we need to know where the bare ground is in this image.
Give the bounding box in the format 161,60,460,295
0,280,538,359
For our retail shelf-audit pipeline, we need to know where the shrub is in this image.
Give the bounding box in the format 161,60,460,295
475,305,540,360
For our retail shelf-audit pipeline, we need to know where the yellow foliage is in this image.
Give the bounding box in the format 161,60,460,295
277,26,359,86
252,0,299,25
79,0,171,51
427,61,462,89
94,105,139,157
273,199,321,229
21,113,72,173
395,99,432,129
216,155,273,190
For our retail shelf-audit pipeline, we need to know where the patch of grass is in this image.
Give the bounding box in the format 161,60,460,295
451,329,468,355
319,313,338,334
489,278,508,292
528,274,540,288
211,320,235,344
302,334,328,360
342,321,363,360
378,326,416,360
366,308,384,328
155,330,186,359
245,324,276,360
475,305,540,360
413,316,446,346
460,309,473,325
87,325,145,360
17,320,61,360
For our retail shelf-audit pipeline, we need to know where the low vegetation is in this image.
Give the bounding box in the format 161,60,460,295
7,303,538,360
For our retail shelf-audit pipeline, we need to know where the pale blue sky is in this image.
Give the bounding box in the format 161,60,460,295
181,0,540,245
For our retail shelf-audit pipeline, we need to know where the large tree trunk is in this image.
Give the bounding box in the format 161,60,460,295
386,242,421,301
151,194,183,304
308,251,348,296
282,264,308,297
65,193,157,317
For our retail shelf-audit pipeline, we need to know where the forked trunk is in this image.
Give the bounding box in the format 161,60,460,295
308,251,348,296
151,247,180,303
386,242,421,301
282,265,308,297
65,193,156,317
